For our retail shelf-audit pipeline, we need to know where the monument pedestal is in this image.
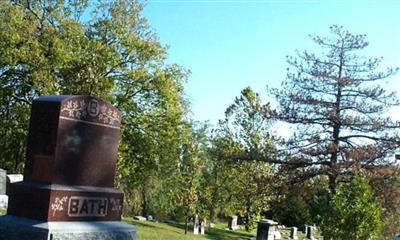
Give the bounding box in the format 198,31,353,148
8,181,124,221
0,215,136,240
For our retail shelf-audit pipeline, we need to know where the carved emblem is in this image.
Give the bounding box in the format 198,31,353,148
60,98,121,127
51,196,68,216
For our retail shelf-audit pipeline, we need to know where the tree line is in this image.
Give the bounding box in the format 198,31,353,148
0,1,399,239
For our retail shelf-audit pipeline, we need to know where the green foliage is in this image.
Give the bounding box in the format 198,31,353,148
176,122,209,232
0,0,189,220
2,5,397,237
270,176,330,227
368,167,400,239
203,87,276,231
321,176,383,240
230,161,270,231
271,183,313,227
199,134,238,224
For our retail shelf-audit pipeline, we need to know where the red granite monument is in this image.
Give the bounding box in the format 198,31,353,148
7,95,124,222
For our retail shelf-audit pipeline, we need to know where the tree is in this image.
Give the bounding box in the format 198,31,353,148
231,160,270,231
168,122,208,234
269,174,330,227
269,181,313,227
0,0,121,171
321,175,382,239
0,0,189,219
200,135,237,225
213,87,276,231
367,166,400,238
270,25,400,191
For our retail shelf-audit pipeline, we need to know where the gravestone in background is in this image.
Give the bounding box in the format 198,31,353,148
0,169,8,208
228,215,239,230
5,174,23,195
256,219,279,240
0,169,6,195
193,214,200,234
306,225,315,240
0,95,135,240
290,227,298,240
199,218,206,235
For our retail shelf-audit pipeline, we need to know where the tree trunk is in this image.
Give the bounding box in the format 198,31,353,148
328,174,337,194
141,183,148,217
184,214,188,235
209,206,215,224
209,186,219,224
329,49,344,194
245,196,251,231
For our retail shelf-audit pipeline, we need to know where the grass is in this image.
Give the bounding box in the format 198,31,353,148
124,218,256,240
0,209,324,239
124,218,324,240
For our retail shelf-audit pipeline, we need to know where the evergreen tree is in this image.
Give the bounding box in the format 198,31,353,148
270,25,399,191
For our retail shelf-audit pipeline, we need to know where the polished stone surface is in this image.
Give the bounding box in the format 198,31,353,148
24,96,122,187
7,95,125,222
0,215,136,240
8,182,123,221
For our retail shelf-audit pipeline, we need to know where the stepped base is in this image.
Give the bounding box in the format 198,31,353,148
8,181,124,221
0,215,135,240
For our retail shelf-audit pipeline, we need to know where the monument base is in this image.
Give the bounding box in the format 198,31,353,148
8,181,124,221
0,215,136,240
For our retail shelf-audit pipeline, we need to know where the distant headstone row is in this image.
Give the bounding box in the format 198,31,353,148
255,220,318,240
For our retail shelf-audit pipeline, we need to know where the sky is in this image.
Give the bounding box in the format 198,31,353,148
142,0,400,127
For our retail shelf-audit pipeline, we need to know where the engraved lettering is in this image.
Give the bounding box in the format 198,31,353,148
68,196,108,217
88,199,96,213
80,199,88,214
69,199,79,214
98,199,107,215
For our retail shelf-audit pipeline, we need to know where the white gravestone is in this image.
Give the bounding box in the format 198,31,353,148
0,169,7,209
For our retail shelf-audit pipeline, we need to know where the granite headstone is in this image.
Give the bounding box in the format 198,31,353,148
7,96,124,221
256,219,279,240
1,95,135,240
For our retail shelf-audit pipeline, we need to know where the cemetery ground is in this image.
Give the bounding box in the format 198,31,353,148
124,219,323,240
0,207,323,239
